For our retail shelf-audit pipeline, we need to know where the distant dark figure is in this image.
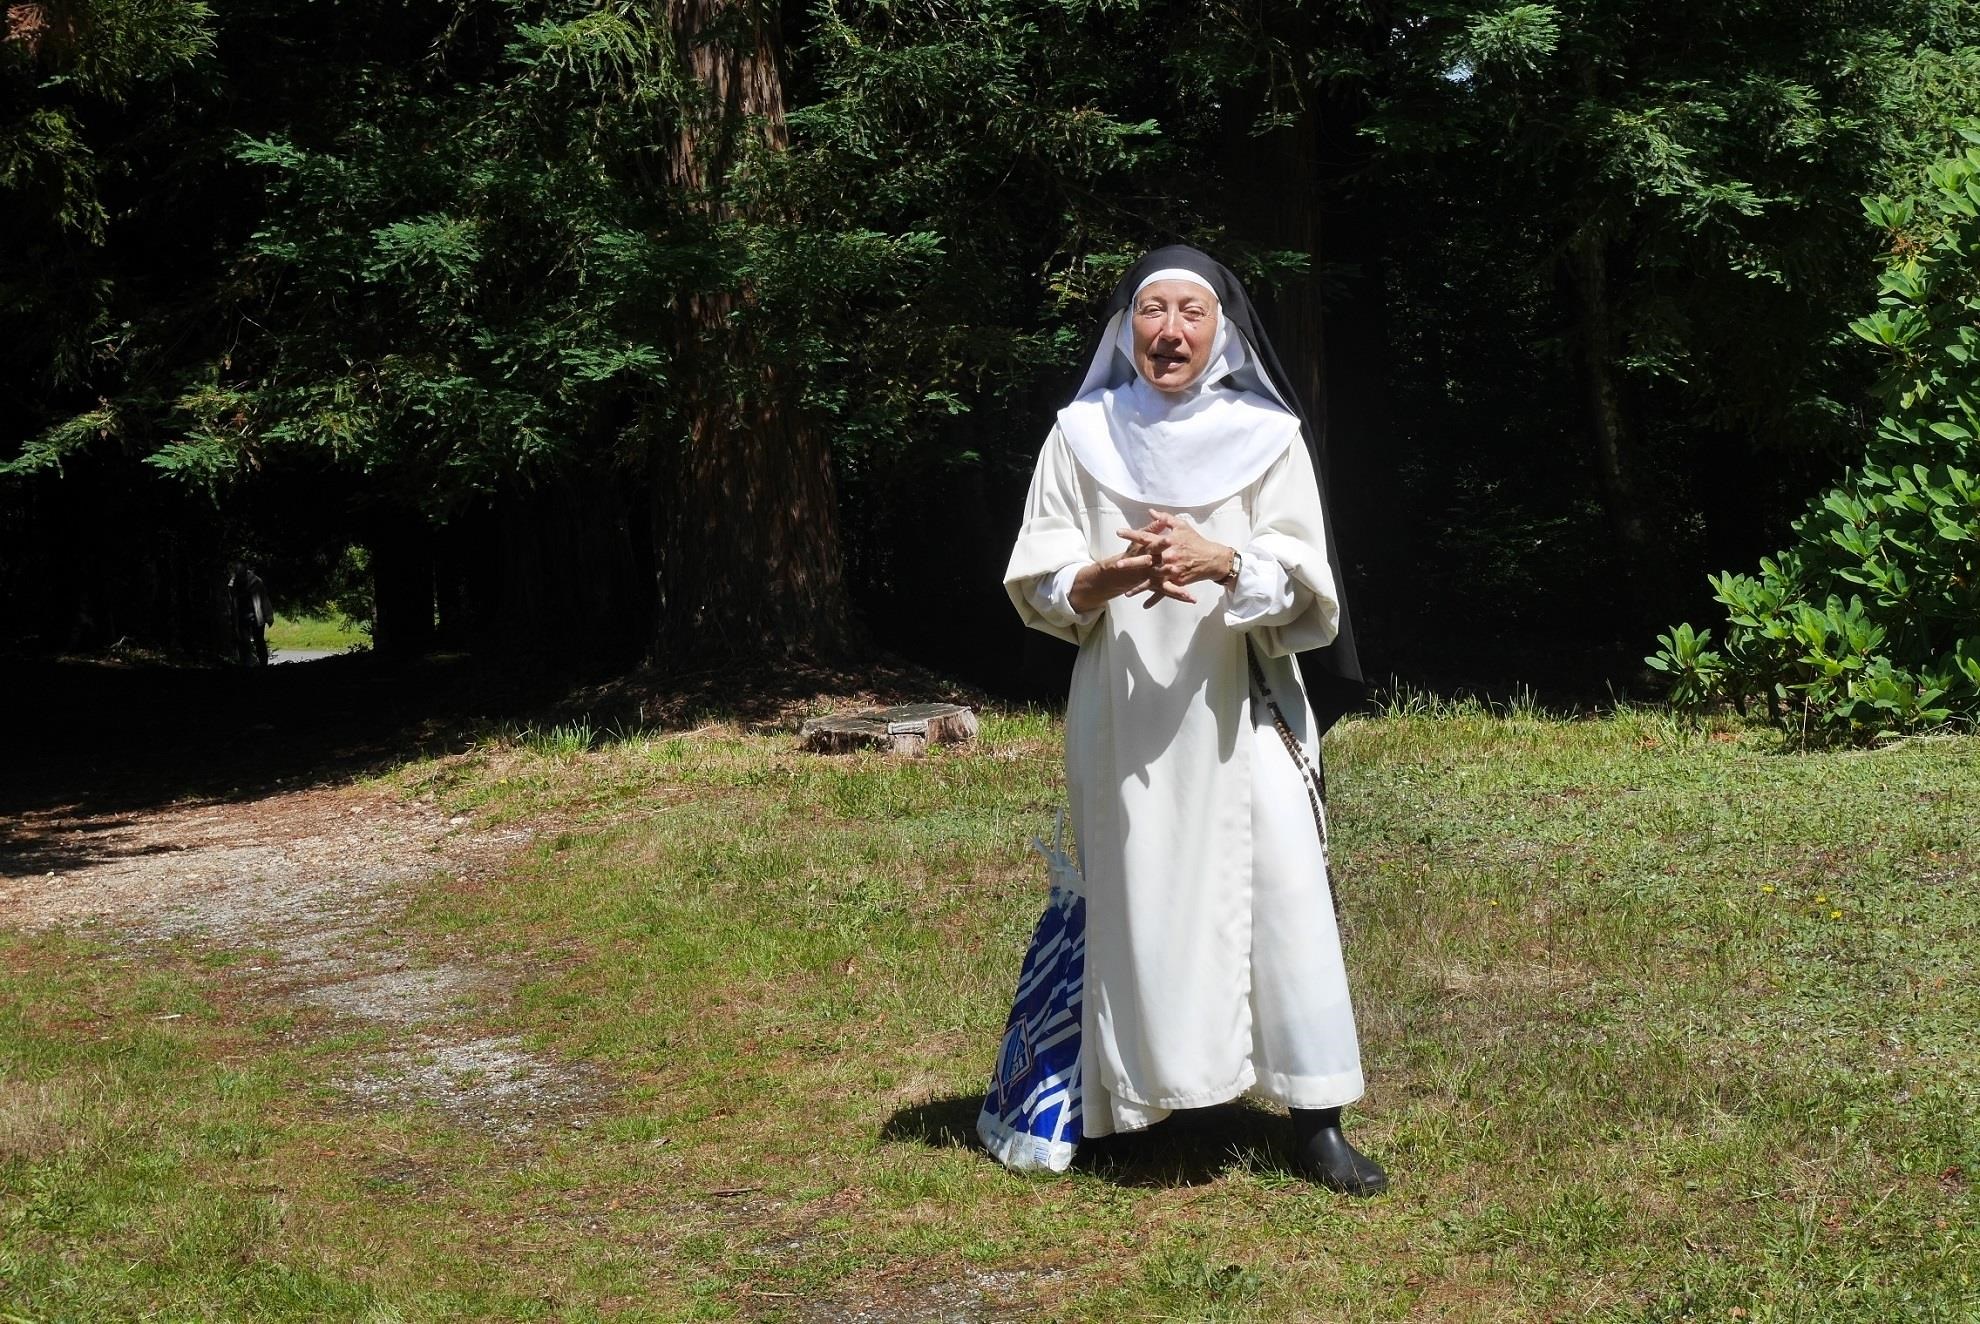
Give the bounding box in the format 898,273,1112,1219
227,563,273,666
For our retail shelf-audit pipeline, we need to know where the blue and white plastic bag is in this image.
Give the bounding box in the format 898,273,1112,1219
977,813,1086,1173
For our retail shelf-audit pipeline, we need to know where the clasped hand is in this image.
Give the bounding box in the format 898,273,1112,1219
1071,512,1236,613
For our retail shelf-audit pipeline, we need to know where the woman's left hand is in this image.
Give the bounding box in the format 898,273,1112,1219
1118,512,1237,608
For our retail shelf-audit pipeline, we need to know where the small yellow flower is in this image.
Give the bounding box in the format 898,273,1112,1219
1489,899,1501,907
1760,884,1776,894
1830,910,1842,920
1814,894,1828,904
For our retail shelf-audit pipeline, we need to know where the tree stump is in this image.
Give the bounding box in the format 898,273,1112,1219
799,703,979,756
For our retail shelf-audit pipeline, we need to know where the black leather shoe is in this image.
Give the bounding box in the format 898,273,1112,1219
1290,1107,1389,1195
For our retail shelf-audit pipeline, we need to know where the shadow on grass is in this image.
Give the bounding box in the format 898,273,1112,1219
0,650,1003,840
883,1094,1298,1188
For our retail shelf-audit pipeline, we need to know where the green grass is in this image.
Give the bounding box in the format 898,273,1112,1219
5,707,1977,1321
265,612,370,652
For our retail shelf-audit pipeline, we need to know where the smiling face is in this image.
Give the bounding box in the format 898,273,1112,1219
1131,278,1220,393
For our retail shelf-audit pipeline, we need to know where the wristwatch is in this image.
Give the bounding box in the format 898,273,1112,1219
1218,549,1242,588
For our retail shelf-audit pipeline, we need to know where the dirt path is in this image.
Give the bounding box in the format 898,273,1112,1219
0,782,602,1136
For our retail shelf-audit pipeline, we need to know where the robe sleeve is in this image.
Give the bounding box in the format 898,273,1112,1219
1220,545,1307,628
1025,562,1100,630
1005,426,1101,646
1235,436,1340,657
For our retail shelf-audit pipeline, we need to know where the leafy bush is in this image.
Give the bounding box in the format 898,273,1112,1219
1650,130,1980,737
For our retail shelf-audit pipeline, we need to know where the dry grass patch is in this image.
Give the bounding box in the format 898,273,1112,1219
0,1074,84,1163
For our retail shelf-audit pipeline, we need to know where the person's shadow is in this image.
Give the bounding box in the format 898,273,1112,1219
881,1094,1297,1187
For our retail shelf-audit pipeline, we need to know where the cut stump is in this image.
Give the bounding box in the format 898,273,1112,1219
799,703,979,756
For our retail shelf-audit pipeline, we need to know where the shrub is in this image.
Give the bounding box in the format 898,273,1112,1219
1650,130,1980,737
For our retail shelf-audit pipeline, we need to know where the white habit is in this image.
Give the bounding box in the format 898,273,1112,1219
1004,422,1365,1138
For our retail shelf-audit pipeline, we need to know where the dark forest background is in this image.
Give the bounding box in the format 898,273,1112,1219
8,0,1980,705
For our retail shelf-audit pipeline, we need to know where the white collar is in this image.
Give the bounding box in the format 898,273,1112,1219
1056,374,1300,508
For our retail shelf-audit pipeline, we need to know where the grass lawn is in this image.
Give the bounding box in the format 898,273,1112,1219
265,612,370,652
3,705,1976,1320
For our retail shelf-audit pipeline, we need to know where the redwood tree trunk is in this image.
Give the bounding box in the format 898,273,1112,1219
654,0,853,664
369,505,435,659
1564,51,1665,633
1221,95,1325,427
1565,223,1662,627
1316,94,1402,641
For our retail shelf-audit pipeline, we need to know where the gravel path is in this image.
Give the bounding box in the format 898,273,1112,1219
1,782,603,1134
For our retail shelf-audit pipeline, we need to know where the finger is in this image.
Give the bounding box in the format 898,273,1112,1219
1141,579,1196,608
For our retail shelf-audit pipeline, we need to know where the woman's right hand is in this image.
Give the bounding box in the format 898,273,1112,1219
1068,551,1161,614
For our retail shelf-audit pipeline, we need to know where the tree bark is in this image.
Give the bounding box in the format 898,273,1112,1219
1220,95,1325,431
1313,72,1403,668
1563,48,1667,634
1564,223,1662,627
369,505,435,659
1219,76,1377,712
654,0,854,665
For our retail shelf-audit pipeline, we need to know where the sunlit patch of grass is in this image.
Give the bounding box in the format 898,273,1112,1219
8,705,1978,1320
265,612,370,652
0,932,703,1321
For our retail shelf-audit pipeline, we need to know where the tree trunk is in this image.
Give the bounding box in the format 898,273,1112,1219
654,0,853,665
1220,95,1324,429
1219,77,1372,719
1564,223,1662,628
1314,73,1403,674
1563,47,1666,635
369,506,435,659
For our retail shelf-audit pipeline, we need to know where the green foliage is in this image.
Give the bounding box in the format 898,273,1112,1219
9,0,1980,675
0,0,215,236
21,0,1217,510
1458,3,1561,77
1653,132,1980,735
1644,621,1724,710
767,0,1193,462
1362,0,1980,651
0,0,215,418
1140,1252,1264,1318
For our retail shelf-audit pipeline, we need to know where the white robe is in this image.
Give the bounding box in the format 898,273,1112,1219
1004,424,1365,1137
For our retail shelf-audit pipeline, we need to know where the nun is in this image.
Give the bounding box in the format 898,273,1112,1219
1000,246,1385,1193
